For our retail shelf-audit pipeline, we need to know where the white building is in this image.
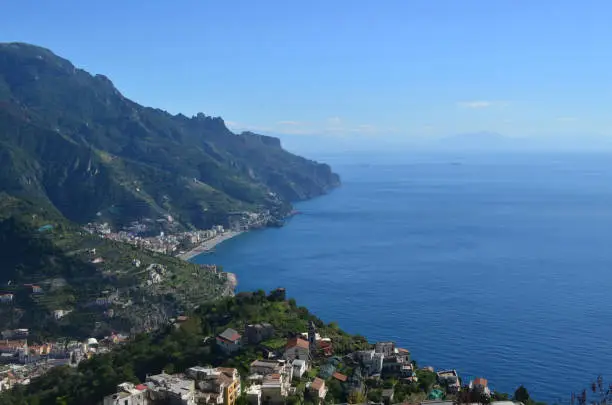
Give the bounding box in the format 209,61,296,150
103,382,149,405
53,309,72,320
261,373,289,405
146,373,196,405
292,359,307,379
246,384,262,405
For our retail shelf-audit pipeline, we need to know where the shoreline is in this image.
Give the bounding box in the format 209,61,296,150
177,230,244,261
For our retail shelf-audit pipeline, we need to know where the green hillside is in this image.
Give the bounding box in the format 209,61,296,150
0,194,234,340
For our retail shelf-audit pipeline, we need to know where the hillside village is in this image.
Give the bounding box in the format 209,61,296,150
97,290,525,405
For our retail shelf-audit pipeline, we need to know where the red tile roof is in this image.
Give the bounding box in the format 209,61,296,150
332,372,348,382
473,377,488,387
311,377,325,391
135,384,147,391
286,337,309,350
218,328,241,343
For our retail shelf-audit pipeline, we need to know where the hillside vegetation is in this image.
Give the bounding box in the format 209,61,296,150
0,194,234,340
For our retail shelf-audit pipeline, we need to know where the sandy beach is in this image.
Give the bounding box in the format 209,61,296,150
177,230,244,261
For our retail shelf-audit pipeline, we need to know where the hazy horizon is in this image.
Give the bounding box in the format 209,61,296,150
276,131,612,157
3,1,612,145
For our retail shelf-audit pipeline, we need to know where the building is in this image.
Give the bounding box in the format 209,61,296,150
250,359,288,376
470,377,490,396
318,340,333,357
284,337,309,362
0,294,14,303
332,372,348,383
261,373,289,405
437,370,460,393
217,367,241,405
375,341,395,356
245,384,262,405
53,309,72,320
186,366,241,405
103,382,149,405
249,359,293,402
309,378,328,403
245,323,275,345
216,328,242,354
354,350,383,376
381,347,411,377
292,359,307,379
146,372,196,405
0,339,27,358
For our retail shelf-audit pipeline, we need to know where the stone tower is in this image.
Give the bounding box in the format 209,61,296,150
308,320,317,358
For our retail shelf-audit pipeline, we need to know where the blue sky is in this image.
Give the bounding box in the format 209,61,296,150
2,0,612,143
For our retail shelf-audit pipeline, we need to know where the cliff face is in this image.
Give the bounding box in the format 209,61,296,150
0,42,340,229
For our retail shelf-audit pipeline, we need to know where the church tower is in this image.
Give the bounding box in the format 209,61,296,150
308,320,317,358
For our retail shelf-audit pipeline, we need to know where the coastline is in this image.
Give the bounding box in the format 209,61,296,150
177,230,244,261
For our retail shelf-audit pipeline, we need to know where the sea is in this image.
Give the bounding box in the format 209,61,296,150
192,151,612,403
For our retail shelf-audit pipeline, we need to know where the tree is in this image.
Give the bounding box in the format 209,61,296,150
348,390,366,404
478,392,491,405
416,369,437,392
236,394,249,405
287,395,302,405
514,385,530,403
493,391,510,401
368,389,383,403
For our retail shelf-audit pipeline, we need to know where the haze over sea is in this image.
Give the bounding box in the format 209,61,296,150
193,151,612,403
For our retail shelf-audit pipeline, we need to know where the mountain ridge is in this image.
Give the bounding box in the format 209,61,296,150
0,42,340,230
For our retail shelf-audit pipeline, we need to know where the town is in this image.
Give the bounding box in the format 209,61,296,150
0,289,535,404
0,328,129,390
101,322,512,405
84,210,273,257
94,290,524,405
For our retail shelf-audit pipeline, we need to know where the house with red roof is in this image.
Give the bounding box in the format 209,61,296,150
309,377,328,402
470,377,490,396
216,328,242,354
332,372,348,382
283,337,309,362
318,340,333,357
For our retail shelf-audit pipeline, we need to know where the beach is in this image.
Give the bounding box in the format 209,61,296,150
177,230,243,261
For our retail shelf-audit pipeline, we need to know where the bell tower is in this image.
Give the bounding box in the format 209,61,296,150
308,320,317,358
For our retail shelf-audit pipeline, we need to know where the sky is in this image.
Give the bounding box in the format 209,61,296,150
2,0,612,147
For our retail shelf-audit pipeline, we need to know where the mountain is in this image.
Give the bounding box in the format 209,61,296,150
0,42,340,230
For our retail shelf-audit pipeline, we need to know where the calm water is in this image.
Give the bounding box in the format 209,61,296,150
193,152,612,403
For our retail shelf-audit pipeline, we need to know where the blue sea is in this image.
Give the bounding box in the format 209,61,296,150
193,152,612,403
